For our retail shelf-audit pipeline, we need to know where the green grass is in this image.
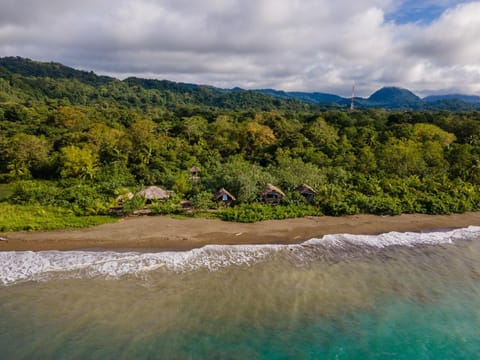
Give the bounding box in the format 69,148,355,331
0,183,14,201
0,203,118,232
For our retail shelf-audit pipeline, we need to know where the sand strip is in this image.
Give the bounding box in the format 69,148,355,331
1,213,480,252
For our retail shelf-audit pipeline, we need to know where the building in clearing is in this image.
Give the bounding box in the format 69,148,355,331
212,188,236,207
136,186,169,203
296,184,316,203
260,183,285,205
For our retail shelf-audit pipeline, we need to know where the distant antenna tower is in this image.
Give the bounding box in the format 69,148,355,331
350,84,355,111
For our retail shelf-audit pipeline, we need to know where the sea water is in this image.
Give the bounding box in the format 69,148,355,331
1,227,480,359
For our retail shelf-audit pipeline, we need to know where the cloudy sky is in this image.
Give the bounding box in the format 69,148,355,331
1,0,479,96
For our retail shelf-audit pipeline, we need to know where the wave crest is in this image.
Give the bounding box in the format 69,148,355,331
1,226,480,285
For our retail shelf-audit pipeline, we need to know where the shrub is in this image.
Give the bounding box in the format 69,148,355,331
217,203,322,223
192,191,216,210
9,180,61,205
122,196,146,215
149,197,183,215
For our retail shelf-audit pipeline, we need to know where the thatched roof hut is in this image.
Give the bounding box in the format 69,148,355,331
136,186,169,201
296,184,316,203
213,188,236,206
260,183,285,205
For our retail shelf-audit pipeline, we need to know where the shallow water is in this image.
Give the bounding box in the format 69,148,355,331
1,227,480,359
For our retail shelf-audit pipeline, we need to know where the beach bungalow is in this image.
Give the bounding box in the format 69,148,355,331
296,184,316,204
260,183,285,205
212,188,236,207
136,186,169,203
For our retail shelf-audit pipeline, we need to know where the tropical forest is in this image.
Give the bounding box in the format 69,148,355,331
1,57,480,230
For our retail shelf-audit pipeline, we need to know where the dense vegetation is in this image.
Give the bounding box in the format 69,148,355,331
1,57,480,228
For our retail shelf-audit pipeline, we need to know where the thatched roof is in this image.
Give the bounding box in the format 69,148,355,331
136,186,169,200
297,184,316,194
213,188,236,201
260,183,285,197
190,166,201,173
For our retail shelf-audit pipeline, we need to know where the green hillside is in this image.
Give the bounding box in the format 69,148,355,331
0,57,311,112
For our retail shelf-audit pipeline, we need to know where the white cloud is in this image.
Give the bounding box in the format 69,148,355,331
0,0,479,97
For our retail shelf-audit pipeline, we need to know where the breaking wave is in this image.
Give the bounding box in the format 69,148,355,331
1,226,480,285
305,225,480,248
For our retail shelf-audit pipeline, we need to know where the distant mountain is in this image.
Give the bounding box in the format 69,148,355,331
255,86,480,111
255,86,426,110
424,94,480,103
366,87,424,109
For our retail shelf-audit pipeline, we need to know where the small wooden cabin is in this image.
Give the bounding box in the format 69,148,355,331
260,183,285,205
296,184,316,203
212,188,236,207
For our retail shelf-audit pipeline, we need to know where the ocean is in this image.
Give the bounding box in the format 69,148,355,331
1,227,480,359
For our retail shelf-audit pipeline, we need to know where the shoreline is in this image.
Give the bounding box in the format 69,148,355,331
1,212,480,252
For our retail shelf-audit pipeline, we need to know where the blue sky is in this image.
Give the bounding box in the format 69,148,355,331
387,0,471,24
0,0,479,96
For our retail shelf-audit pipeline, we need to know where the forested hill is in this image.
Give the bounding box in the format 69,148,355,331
2,57,480,111
0,57,311,112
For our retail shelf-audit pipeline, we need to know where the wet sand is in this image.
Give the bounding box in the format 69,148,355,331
1,213,480,252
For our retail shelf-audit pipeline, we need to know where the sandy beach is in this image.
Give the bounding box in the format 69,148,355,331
0,212,479,251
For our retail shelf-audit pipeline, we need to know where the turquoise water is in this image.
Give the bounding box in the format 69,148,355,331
1,227,480,359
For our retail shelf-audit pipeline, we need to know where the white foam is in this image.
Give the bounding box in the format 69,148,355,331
0,245,281,285
1,226,480,285
304,226,480,248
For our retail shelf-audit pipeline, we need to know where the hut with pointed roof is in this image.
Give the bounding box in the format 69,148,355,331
260,183,285,205
212,188,236,207
190,166,201,177
136,186,169,203
296,184,316,204
190,166,201,185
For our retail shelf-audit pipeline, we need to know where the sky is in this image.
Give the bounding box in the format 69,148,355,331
0,0,479,97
